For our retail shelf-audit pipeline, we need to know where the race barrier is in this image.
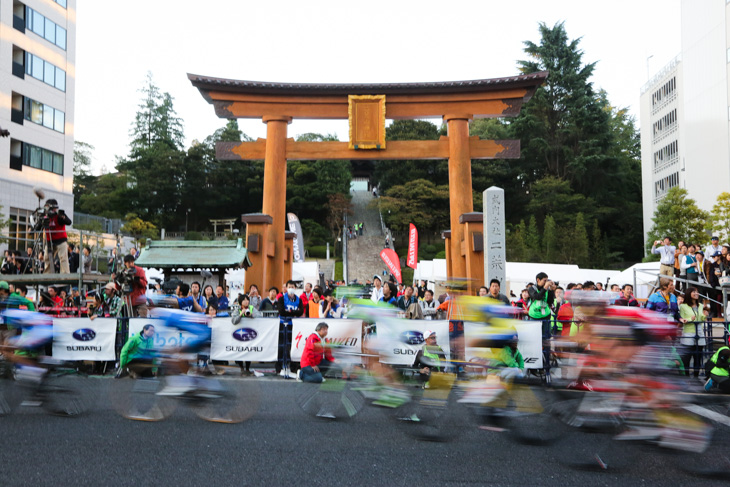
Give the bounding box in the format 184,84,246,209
210,318,278,362
465,321,543,369
47,316,681,371
52,318,117,361
374,320,451,365
290,318,363,362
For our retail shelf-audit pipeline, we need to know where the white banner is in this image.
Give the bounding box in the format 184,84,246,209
375,320,451,365
290,319,362,362
210,318,279,361
464,320,543,369
128,318,204,353
52,318,117,361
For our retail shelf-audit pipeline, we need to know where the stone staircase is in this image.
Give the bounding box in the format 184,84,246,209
346,190,388,283
315,258,336,281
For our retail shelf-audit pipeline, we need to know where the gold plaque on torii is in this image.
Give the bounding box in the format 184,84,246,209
348,95,386,149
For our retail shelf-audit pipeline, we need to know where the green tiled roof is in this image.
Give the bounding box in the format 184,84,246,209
135,239,252,269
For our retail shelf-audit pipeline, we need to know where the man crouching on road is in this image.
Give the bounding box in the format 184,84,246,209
298,322,338,383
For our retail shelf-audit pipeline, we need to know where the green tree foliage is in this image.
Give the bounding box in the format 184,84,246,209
73,141,96,203
379,179,450,234
130,72,184,153
121,213,158,243
75,172,130,219
566,212,589,266
372,120,445,194
710,192,730,243
506,220,528,262
543,215,557,262
647,187,710,249
116,74,187,229
513,22,642,264
526,215,541,261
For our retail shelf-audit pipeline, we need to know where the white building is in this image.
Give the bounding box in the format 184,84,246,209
640,0,730,246
0,0,75,253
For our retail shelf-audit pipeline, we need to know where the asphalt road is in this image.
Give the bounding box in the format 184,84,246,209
0,377,727,487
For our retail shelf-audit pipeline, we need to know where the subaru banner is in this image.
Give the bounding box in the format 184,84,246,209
210,318,278,361
52,318,116,361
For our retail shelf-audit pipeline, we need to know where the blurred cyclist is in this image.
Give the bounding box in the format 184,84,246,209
0,310,54,390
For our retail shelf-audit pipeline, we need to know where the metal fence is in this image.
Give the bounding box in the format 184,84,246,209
74,212,123,235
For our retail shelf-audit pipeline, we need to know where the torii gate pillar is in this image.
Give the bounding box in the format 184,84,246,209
261,116,292,290
445,115,473,279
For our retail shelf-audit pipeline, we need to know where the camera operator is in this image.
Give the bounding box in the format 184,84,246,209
114,254,148,317
43,199,72,274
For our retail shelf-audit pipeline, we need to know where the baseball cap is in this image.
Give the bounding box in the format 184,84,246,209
712,236,719,240
373,275,381,282
0,281,8,291
713,250,722,257
424,330,436,339
105,282,116,291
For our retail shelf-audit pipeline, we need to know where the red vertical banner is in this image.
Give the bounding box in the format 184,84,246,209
406,223,418,269
380,248,402,284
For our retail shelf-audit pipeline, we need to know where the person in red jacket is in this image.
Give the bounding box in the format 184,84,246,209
43,199,72,274
298,322,337,383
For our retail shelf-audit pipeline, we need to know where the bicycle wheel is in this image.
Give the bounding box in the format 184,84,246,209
383,372,461,442
191,377,261,424
109,376,177,421
297,378,366,420
678,399,730,480
476,385,570,446
0,376,21,416
40,373,89,417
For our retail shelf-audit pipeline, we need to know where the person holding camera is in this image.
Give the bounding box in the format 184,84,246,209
42,199,72,274
117,254,148,317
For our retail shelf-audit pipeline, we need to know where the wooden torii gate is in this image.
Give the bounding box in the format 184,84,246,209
189,72,547,293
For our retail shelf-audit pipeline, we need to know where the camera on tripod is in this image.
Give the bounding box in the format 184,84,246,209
31,205,58,231
115,266,137,294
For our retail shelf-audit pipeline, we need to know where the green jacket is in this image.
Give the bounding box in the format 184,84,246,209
710,346,729,377
120,331,155,368
496,345,524,369
8,292,35,311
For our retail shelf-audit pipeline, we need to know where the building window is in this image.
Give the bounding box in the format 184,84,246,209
21,142,63,175
653,108,678,139
651,77,676,108
20,94,64,133
655,171,680,199
54,0,66,8
8,207,34,253
25,5,67,51
23,50,65,92
653,140,679,169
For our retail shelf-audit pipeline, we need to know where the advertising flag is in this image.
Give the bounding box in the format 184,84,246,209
287,213,305,263
406,223,418,269
380,248,402,283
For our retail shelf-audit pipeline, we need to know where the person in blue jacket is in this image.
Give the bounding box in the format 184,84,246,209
645,278,679,321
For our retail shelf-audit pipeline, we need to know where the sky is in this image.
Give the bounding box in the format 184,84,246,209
74,0,681,174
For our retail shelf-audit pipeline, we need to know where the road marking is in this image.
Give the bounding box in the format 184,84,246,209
684,404,730,427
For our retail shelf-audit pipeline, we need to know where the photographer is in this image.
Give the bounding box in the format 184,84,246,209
114,254,148,317
42,199,72,274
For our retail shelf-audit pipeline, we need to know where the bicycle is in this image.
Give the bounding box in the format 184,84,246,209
110,357,260,423
0,354,89,417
